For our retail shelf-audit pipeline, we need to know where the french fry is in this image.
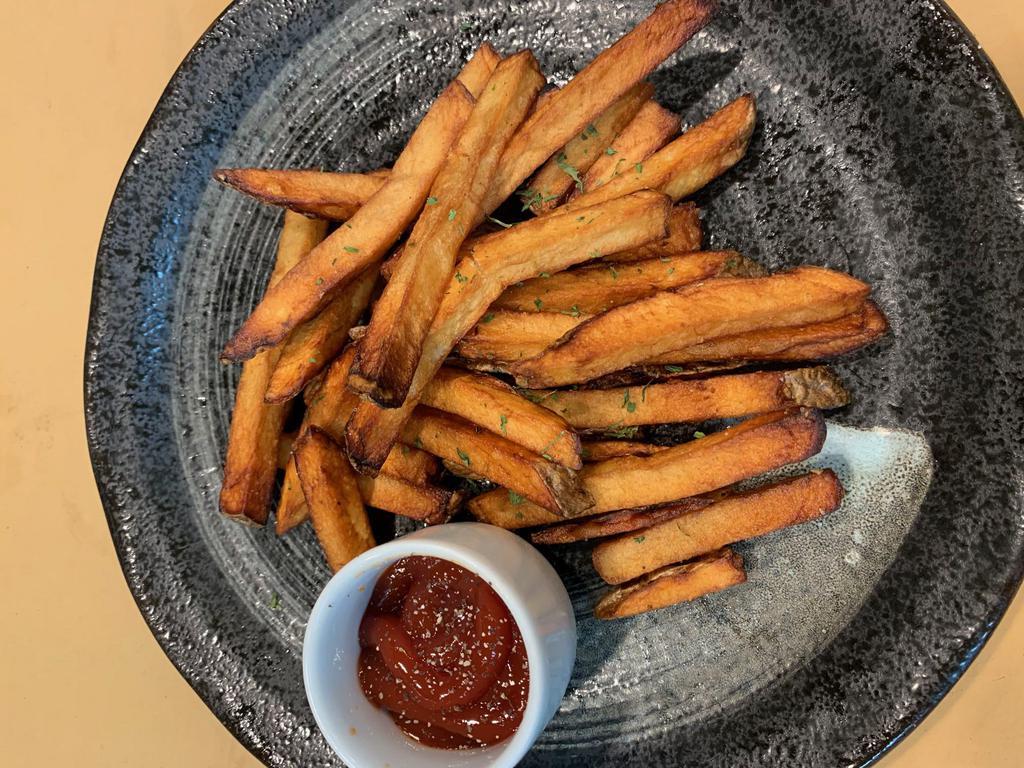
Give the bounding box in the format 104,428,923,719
594,548,746,619
524,82,652,213
456,42,503,95
357,474,462,525
581,440,667,462
485,0,717,211
562,94,756,213
531,366,849,429
492,250,750,315
457,310,587,363
467,408,826,528
603,203,703,262
292,427,375,572
351,53,544,406
419,367,581,469
532,496,710,544
221,77,475,361
510,267,872,387
647,301,888,365
574,101,680,196
220,212,327,524
401,407,591,516
264,266,377,402
344,190,672,473
213,169,387,221
593,470,844,583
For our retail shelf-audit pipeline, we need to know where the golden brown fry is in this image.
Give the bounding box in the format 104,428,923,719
574,101,680,196
468,408,826,528
532,367,849,429
492,250,748,315
457,42,503,95
485,0,717,211
221,77,475,361
457,310,587,363
402,407,590,516
563,94,756,212
213,169,387,220
594,548,746,619
604,203,704,262
344,190,672,473
648,301,888,365
419,367,581,469
525,82,652,213
593,470,843,583
511,267,871,387
532,496,710,544
220,213,327,525
264,266,377,402
581,440,667,462
292,427,375,572
357,474,462,525
352,52,545,405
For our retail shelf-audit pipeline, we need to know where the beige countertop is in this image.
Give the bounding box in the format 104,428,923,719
2,1,1021,765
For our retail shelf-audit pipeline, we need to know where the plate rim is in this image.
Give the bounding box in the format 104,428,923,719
84,1,1024,766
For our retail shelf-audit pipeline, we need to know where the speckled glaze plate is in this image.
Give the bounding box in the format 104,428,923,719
86,1,1024,766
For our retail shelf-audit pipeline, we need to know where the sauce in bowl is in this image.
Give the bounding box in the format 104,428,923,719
357,555,529,749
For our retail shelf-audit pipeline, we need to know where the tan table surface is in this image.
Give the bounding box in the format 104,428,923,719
2,1,1021,766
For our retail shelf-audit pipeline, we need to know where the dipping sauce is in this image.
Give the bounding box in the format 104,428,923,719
357,556,529,749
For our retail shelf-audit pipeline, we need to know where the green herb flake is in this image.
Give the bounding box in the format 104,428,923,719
633,535,646,544
589,250,602,260
641,383,650,402
487,215,513,229
448,209,457,221
499,414,508,435
635,162,644,174
609,265,619,280
517,188,543,211
514,510,525,520
344,245,360,254
605,147,617,156
667,267,676,275
315,276,325,285
665,365,685,373
508,490,525,505
622,389,637,413
542,452,553,461
457,447,472,467
413,437,424,449
555,153,584,192
455,271,469,284
459,21,473,32
534,297,544,311
481,312,495,324
269,593,282,610
605,423,640,439
308,357,317,364
426,196,439,206
539,272,551,278
693,431,707,439
560,304,582,318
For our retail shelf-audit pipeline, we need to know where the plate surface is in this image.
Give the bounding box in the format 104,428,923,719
86,1,1024,766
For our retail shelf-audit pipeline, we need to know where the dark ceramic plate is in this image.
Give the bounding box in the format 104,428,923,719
86,1,1024,766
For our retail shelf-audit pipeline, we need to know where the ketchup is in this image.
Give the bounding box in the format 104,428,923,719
357,556,529,749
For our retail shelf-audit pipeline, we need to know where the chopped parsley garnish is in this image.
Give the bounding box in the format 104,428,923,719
315,276,325,285
508,490,525,505
604,423,640,439
635,162,644,174
457,448,472,467
693,431,707,439
448,209,457,221
580,123,598,140
540,271,551,278
308,357,317,364
413,437,424,449
664,365,685,373
481,312,495,323
609,265,619,280
633,535,646,544
560,304,582,318
577,215,586,222
426,196,438,205
555,153,584,192
455,271,469,284
499,414,508,435
622,389,637,413
344,245,360,253
269,593,281,610
534,297,544,310
605,147,617,156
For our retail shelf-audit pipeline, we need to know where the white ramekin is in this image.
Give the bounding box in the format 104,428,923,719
303,522,576,768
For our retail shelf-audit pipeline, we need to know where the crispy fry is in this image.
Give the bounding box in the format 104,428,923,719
352,53,545,405
457,310,587,363
603,203,704,262
402,407,590,516
292,427,375,572
563,94,756,212
220,213,327,524
532,496,710,544
457,42,503,95
511,267,871,387
594,548,745,619
574,101,680,196
468,408,826,528
532,366,849,429
419,367,581,469
344,190,672,473
358,474,462,525
648,301,888,365
221,77,475,361
581,440,668,462
525,82,652,213
213,169,387,220
492,250,749,315
593,470,843,583
485,0,717,211
264,266,377,402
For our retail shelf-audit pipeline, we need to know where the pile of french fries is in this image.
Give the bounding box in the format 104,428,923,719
216,0,887,620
